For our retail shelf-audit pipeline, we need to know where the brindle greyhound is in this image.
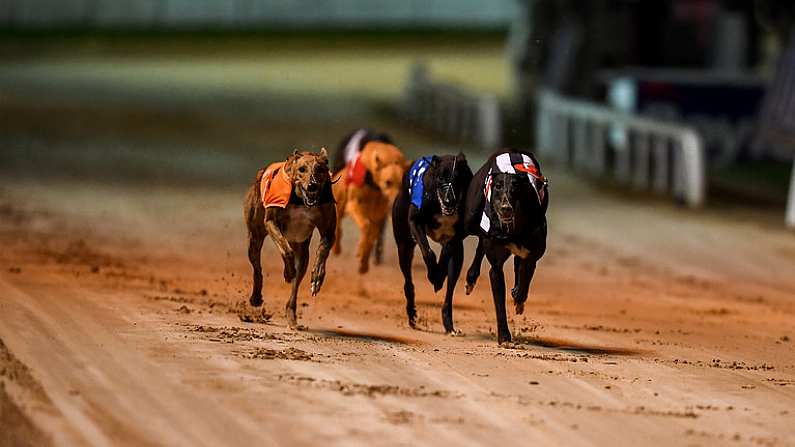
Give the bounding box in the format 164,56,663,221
463,151,548,343
244,148,335,329
392,153,473,333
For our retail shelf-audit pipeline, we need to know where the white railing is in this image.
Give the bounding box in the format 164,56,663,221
403,63,501,150
536,89,706,208
787,158,795,229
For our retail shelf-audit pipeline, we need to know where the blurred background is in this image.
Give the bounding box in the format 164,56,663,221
1,0,794,226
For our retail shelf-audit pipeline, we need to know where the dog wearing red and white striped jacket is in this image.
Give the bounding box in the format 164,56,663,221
463,150,549,344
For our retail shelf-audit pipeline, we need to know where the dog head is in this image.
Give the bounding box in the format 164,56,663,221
363,142,407,203
430,153,471,216
285,148,331,207
488,172,545,234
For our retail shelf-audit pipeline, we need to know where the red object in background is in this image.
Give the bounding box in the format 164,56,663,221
346,153,367,187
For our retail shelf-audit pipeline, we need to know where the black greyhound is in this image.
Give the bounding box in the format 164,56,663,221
463,151,549,343
392,153,473,333
333,128,394,264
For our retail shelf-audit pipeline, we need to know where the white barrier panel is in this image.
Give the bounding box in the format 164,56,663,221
403,63,501,150
536,89,705,208
787,158,795,229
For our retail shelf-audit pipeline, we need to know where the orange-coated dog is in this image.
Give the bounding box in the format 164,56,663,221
332,134,407,274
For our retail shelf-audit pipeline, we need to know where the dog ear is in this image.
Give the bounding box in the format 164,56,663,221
284,149,301,178
456,152,468,165
318,147,329,166
431,155,441,167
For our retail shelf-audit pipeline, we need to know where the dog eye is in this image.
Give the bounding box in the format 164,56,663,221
298,166,307,173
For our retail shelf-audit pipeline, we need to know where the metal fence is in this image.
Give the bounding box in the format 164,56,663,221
536,89,706,208
403,63,501,150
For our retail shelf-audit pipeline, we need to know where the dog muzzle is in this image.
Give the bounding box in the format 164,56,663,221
437,183,457,216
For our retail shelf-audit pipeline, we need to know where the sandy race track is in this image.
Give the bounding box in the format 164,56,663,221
2,167,794,446
1,49,795,446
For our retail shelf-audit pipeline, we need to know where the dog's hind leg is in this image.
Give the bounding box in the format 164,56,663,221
285,240,310,330
486,244,512,344
511,258,536,315
441,238,464,334
373,218,386,265
333,205,344,256
354,217,380,274
465,237,486,295
247,231,266,306
332,179,347,256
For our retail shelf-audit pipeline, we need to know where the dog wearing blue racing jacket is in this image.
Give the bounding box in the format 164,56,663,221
391,153,472,334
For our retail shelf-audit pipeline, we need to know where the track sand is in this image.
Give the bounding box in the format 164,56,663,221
1,172,793,447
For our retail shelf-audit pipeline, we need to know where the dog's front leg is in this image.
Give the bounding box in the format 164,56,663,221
264,209,296,283
486,243,512,344
511,257,536,315
441,238,464,334
310,206,336,296
465,237,486,295
408,206,443,291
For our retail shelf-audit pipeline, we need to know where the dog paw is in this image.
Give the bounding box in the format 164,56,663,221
497,334,513,345
237,301,272,324
310,271,325,297
515,301,525,315
446,329,464,337
286,313,300,330
427,268,444,292
249,294,263,307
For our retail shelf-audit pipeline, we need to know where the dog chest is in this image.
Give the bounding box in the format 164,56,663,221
506,242,530,259
281,205,320,242
428,213,458,243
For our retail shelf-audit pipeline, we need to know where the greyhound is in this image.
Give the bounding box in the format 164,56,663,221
392,153,473,333
244,148,336,329
463,151,549,343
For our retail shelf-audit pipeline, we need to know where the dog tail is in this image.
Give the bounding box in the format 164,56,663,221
253,167,266,197
243,168,267,233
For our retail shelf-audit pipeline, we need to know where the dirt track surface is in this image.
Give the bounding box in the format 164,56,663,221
1,170,794,447
1,46,795,446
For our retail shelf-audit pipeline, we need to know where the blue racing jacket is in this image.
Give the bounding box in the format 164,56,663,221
407,156,434,209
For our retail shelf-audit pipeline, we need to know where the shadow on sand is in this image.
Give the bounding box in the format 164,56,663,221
308,327,421,346
477,333,645,356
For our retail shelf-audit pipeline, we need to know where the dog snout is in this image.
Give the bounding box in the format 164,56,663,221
497,200,513,217
306,183,319,193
